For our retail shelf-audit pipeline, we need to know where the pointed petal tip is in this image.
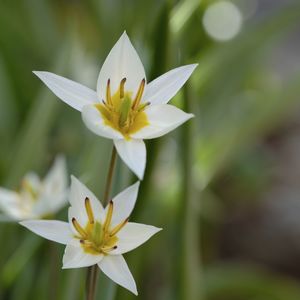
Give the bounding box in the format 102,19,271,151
121,30,129,39
137,171,144,180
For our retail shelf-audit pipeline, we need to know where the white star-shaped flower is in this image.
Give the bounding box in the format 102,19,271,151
0,156,68,221
33,32,197,179
20,176,161,295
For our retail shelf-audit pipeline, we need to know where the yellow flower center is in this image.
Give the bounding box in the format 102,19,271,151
72,198,128,255
95,78,149,139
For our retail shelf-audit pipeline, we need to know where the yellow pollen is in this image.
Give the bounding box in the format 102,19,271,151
95,78,149,139
76,196,130,256
85,197,94,224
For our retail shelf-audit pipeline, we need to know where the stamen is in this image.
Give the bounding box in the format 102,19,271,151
120,78,127,98
106,79,112,105
85,197,94,224
102,245,117,253
80,239,91,245
72,218,87,238
132,78,145,110
110,217,129,237
137,101,150,112
103,200,114,232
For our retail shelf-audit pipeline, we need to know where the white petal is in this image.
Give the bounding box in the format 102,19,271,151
97,32,146,101
132,104,194,139
41,156,68,213
69,176,104,226
33,192,68,218
44,156,68,194
81,104,123,139
114,139,146,180
33,71,98,111
112,222,161,255
98,255,137,295
0,188,23,220
63,239,103,269
107,182,140,227
20,220,73,244
23,172,41,190
143,64,198,105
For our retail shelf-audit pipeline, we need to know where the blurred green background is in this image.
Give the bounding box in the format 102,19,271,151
1,0,300,299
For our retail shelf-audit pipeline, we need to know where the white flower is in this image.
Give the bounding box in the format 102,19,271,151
33,32,197,179
0,156,68,221
20,176,161,295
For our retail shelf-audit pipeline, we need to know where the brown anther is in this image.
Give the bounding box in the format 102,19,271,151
120,78,127,98
132,78,145,110
72,218,87,238
106,79,112,105
85,197,94,224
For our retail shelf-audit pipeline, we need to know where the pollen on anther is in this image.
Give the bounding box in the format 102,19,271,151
72,218,87,238
103,200,114,232
120,78,127,98
132,78,146,110
85,197,94,224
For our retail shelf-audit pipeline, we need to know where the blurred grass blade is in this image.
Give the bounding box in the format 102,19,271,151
1,234,41,288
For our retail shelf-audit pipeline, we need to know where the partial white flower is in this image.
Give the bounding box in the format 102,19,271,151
33,32,197,179
20,176,161,295
0,156,68,221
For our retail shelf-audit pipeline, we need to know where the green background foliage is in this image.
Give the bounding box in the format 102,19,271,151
1,0,300,299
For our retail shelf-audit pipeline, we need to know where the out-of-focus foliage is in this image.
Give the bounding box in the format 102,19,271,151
1,1,300,300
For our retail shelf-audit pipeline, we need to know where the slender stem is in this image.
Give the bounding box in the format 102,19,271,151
86,145,118,300
103,146,117,205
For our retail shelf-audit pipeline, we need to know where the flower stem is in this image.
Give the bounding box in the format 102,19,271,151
103,146,117,205
86,145,117,300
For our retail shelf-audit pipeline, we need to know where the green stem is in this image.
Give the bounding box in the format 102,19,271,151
103,146,117,205
86,145,117,300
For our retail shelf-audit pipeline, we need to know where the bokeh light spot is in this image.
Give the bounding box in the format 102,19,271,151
203,1,243,42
